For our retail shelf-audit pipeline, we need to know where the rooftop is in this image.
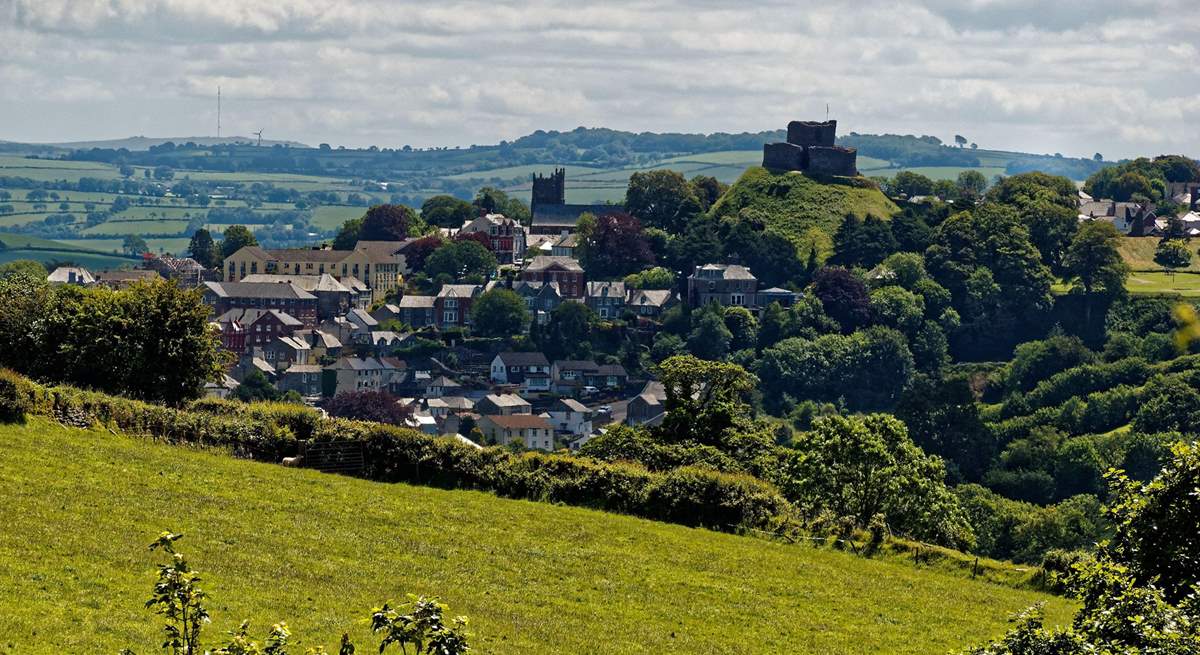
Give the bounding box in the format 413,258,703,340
204,281,316,301
239,273,351,294
496,351,550,367
524,256,583,273
483,413,554,430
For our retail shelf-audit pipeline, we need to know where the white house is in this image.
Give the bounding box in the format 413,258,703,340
490,351,551,393
547,398,593,437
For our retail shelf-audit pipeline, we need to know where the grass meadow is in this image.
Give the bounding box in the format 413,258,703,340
0,418,1073,654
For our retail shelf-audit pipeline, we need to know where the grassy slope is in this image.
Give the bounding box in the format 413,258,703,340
708,166,899,252
0,418,1072,654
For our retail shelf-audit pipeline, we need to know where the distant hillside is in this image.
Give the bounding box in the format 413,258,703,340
0,417,1073,653
708,166,899,254
3,135,308,152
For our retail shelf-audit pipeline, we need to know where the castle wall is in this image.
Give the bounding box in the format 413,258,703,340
807,146,858,177
762,142,806,171
787,120,837,147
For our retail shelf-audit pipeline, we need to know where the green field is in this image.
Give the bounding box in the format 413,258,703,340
1125,271,1200,297
57,237,193,255
0,418,1072,654
1118,236,1200,273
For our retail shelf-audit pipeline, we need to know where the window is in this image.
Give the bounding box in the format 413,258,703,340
731,293,744,306
443,311,456,324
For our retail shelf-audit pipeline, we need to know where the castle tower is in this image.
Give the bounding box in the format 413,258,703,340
531,168,566,207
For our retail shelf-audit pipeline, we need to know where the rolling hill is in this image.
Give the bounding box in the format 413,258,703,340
0,417,1073,654
708,166,900,254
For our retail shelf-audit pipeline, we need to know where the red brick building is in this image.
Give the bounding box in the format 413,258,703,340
521,256,585,299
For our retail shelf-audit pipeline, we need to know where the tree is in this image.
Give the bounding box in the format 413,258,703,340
579,212,654,278
723,306,758,352
233,369,280,402
0,259,47,279
119,163,135,178
323,389,412,425
400,235,444,273
219,225,258,259
472,187,529,223
1093,152,1104,162
423,240,496,280
187,229,219,269
686,303,732,360
656,354,757,446
469,288,529,337
689,175,727,209
963,443,1200,653
153,165,175,181
1153,239,1191,277
421,195,476,228
539,301,598,360
123,234,149,256
896,375,993,481
811,267,871,332
1063,221,1129,301
332,217,363,250
870,285,925,336
954,134,968,148
781,414,972,547
891,171,935,197
359,204,417,241
955,170,987,203
623,266,675,290
624,170,703,233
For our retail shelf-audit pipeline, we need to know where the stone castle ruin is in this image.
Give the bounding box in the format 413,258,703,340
762,120,858,177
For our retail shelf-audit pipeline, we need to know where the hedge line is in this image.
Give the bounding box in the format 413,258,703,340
1,371,791,534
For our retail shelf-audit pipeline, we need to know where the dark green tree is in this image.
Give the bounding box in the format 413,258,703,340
624,170,703,233
469,288,529,337
219,225,258,259
187,229,220,269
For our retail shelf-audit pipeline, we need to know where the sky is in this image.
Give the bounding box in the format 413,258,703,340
1,0,1198,159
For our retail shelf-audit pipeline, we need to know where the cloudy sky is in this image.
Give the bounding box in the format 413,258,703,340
2,0,1197,159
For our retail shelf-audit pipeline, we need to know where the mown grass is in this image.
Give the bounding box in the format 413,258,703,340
1118,236,1200,273
0,418,1073,654
1124,270,1200,297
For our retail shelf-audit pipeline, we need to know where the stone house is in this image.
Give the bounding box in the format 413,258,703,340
546,398,593,437
585,281,626,319
203,281,319,327
686,264,758,309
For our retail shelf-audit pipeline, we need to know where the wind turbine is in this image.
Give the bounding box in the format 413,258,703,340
253,129,264,147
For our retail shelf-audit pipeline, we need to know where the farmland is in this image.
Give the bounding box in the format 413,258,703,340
0,417,1074,654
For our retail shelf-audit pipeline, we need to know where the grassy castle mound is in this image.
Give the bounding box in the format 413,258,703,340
708,166,899,254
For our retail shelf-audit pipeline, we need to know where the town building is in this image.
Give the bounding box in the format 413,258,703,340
529,168,621,234
546,398,593,437
323,356,395,396
490,352,552,393
46,266,95,285
222,243,408,303
521,256,585,299
627,289,677,318
687,264,758,309
585,281,626,319
239,273,357,320
477,413,556,450
513,280,563,324
459,213,527,264
214,308,304,351
202,281,319,326
435,283,486,329
475,393,532,416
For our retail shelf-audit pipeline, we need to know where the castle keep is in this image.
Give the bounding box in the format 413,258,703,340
762,120,858,177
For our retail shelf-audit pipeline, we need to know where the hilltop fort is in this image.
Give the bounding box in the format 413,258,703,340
762,119,858,176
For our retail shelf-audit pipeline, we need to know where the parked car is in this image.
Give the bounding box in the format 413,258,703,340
582,385,599,396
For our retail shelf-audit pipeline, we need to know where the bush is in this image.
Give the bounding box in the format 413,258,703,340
0,369,35,423
12,373,790,535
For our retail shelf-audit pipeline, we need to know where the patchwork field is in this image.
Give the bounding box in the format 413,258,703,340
0,418,1073,654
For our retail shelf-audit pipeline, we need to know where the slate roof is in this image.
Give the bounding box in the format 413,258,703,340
203,281,316,300
483,414,553,430
628,289,674,307
398,295,437,308
692,264,755,280
495,351,550,367
524,256,583,273
480,393,531,408
239,273,350,293
216,308,303,327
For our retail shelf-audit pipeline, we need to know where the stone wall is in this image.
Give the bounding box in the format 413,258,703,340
787,120,837,147
807,146,858,177
762,142,806,171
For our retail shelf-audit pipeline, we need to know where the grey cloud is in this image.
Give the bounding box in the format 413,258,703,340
0,0,1196,158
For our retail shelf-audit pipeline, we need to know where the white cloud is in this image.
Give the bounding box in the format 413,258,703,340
0,0,1196,158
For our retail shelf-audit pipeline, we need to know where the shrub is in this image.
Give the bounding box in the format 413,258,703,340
12,373,790,535
0,368,36,423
